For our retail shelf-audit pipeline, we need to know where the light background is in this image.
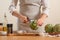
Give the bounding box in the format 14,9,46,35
0,0,60,31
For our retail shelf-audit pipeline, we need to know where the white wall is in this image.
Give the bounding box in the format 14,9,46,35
46,0,60,24
0,0,18,31
0,0,60,31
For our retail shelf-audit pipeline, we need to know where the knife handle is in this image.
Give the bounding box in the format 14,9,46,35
27,17,30,21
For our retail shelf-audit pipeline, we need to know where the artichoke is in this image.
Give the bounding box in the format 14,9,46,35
53,24,60,33
30,20,38,30
45,24,53,33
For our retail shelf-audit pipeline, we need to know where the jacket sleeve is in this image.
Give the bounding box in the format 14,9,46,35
9,0,18,13
41,0,49,16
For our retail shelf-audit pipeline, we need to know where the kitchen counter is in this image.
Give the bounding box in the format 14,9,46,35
0,36,60,40
0,31,60,40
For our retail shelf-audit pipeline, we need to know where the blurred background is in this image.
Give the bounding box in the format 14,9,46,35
0,0,60,31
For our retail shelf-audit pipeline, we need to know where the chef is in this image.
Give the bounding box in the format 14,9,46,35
9,0,49,33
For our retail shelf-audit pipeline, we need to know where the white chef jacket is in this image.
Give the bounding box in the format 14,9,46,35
9,0,49,33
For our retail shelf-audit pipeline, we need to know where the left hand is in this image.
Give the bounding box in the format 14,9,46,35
37,18,44,26
37,13,48,26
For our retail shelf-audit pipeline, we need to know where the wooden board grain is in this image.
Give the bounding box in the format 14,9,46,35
0,36,60,40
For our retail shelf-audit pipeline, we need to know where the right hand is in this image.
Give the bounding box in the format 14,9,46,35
12,11,29,23
19,15,29,23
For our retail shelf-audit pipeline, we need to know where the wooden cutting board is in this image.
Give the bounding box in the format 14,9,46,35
17,33,40,36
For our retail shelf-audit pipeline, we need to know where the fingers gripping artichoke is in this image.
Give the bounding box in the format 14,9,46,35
30,20,38,30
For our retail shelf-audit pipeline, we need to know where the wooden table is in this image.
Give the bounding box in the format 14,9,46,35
0,31,60,40
0,36,60,40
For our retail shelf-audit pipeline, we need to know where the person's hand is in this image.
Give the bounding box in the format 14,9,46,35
12,11,29,23
19,15,29,23
37,18,44,26
37,13,48,26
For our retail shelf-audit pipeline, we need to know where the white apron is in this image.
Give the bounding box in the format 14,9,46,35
9,0,49,33
18,0,44,33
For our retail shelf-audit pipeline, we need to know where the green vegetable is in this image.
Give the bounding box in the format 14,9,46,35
30,20,38,30
53,24,60,33
45,24,53,33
